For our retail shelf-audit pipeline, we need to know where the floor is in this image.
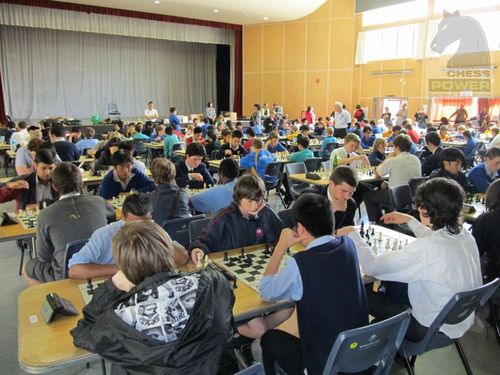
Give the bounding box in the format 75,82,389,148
1,164,499,374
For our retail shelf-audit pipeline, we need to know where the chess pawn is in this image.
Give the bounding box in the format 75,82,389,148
385,238,390,250
19,209,25,218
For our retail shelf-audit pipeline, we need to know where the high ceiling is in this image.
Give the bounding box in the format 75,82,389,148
52,0,328,25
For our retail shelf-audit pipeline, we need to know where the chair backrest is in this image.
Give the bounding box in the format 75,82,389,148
413,278,499,353
388,184,413,213
304,157,322,172
189,217,212,244
408,177,428,199
162,214,206,248
235,362,265,375
325,142,339,152
107,103,120,115
209,149,219,160
323,310,411,375
132,139,147,154
278,208,296,229
322,160,331,171
172,143,183,152
63,239,89,278
285,162,307,178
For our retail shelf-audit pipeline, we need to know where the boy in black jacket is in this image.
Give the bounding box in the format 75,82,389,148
71,220,235,374
189,175,284,264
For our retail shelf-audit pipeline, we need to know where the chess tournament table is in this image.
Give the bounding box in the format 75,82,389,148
18,243,300,373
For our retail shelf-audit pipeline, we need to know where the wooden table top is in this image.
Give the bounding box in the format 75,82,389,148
18,243,300,372
289,172,329,185
0,221,36,243
0,143,10,150
144,142,164,150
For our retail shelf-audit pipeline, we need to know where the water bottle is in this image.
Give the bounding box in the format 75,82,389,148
332,154,338,170
10,138,17,152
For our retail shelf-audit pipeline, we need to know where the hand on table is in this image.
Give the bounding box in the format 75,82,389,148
380,211,413,225
336,226,356,236
189,173,203,182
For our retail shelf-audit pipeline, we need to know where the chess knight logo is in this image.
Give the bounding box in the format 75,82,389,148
429,10,491,93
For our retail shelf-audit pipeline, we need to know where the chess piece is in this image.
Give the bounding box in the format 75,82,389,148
359,221,365,238
86,278,94,296
264,244,271,255
223,252,228,262
378,231,382,242
371,227,375,236
196,252,203,267
385,238,390,250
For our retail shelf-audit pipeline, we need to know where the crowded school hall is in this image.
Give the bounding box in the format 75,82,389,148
0,0,500,374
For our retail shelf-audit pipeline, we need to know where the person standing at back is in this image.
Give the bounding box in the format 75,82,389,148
331,101,351,139
24,162,115,284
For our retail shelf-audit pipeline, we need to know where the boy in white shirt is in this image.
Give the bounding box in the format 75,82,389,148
144,101,158,122
329,133,369,170
363,134,421,222
338,178,482,341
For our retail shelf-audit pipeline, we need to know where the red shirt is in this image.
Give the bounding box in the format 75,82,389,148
243,139,253,151
407,129,420,143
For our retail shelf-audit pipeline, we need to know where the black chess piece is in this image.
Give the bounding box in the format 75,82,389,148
359,221,365,238
475,195,480,203
86,278,94,296
223,252,228,262
371,228,375,236
264,244,271,255
240,248,245,257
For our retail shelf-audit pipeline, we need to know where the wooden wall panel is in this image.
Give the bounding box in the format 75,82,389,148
305,71,328,116
243,25,263,73
263,24,284,72
283,72,305,119
283,22,307,71
308,1,330,21
243,73,262,115
306,21,330,70
330,18,355,69
329,70,353,109
263,72,284,106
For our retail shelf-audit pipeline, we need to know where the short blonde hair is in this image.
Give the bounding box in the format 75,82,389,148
325,127,334,136
345,133,360,145
112,220,176,285
373,138,387,150
150,158,176,185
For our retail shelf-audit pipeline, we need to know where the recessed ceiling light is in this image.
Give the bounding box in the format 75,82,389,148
263,16,269,21
213,9,219,13
154,1,160,4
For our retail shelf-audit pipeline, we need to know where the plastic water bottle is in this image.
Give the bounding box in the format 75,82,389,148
10,138,17,151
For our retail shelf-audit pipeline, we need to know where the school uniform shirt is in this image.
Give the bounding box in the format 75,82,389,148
287,149,314,163
468,163,499,193
333,110,351,129
240,150,277,182
163,134,181,158
429,168,474,194
144,108,158,120
377,152,421,188
348,218,482,339
368,150,386,167
329,147,363,170
175,160,214,189
267,142,287,153
131,132,149,141
488,134,500,150
168,114,181,131
217,143,247,159
462,138,477,159
360,135,375,149
15,146,33,171
98,168,156,199
321,136,338,150
421,147,443,176
76,138,99,154
191,179,237,213
53,140,80,161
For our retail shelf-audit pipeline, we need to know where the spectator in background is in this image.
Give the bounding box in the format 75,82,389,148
204,102,216,123
168,107,181,132
353,104,365,123
163,126,181,159
5,121,16,145
251,104,262,127
449,104,468,124
50,122,79,162
360,125,375,149
11,121,30,149
368,138,387,167
414,109,428,129
395,103,407,126
76,127,98,155
429,147,474,194
382,107,392,127
331,101,351,139
305,106,316,125
144,101,158,122
468,148,500,193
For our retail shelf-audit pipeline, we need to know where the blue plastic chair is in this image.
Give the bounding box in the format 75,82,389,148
188,217,211,244
400,278,500,375
322,310,411,375
63,239,89,278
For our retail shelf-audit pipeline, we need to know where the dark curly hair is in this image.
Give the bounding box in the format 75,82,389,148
415,178,464,234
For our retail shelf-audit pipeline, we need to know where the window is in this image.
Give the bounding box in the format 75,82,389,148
362,0,428,27
434,0,499,14
355,23,425,64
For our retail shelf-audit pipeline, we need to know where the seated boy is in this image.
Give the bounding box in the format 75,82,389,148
24,162,115,284
287,136,313,163
468,147,500,193
68,193,154,279
360,125,375,149
217,130,247,159
190,175,284,263
257,193,368,374
429,147,474,194
338,178,482,342
99,150,155,199
71,220,234,374
191,158,239,214
329,133,369,170
175,142,214,189
240,139,277,183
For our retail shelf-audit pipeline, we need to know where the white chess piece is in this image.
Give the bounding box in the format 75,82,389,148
378,231,383,242
385,238,390,250
196,253,203,268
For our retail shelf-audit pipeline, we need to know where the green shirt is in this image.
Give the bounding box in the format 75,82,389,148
288,149,314,163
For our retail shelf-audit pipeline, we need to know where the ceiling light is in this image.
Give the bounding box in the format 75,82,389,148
263,17,269,21
154,1,160,4
213,9,219,13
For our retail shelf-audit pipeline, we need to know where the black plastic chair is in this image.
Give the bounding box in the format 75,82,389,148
107,103,121,120
400,278,500,375
322,142,339,161
388,184,413,213
285,162,309,199
322,310,411,375
464,141,484,169
304,157,322,172
188,217,211,244
488,286,500,347
408,177,428,199
63,239,89,278
132,139,149,165
263,162,285,205
278,208,296,229
162,214,206,248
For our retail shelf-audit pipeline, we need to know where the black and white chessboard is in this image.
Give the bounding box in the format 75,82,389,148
12,210,39,229
356,223,415,254
109,195,128,210
79,279,106,304
212,245,297,292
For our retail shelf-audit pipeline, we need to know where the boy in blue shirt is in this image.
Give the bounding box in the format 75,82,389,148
468,147,500,193
163,126,180,159
240,139,277,183
168,106,181,132
360,125,375,149
287,137,314,162
265,131,287,153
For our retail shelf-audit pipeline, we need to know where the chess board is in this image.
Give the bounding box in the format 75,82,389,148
356,223,415,255
461,194,486,219
212,246,298,292
109,195,128,210
12,209,39,229
355,166,377,181
78,280,106,304
275,152,288,162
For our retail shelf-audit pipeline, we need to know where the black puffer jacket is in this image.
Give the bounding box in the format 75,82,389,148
71,268,234,374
